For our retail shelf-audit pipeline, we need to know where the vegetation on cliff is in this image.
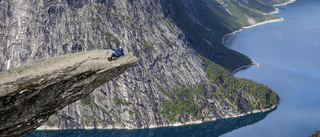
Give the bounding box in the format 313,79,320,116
201,57,279,109
170,0,289,71
155,0,286,120
157,57,280,122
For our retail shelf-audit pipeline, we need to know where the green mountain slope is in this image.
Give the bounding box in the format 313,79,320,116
170,0,289,71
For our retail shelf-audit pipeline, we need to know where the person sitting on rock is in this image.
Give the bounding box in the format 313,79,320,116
108,47,124,61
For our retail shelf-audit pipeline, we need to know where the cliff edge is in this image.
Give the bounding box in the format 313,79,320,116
0,50,138,137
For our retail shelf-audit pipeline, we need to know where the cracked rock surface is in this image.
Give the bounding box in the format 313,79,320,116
0,50,138,137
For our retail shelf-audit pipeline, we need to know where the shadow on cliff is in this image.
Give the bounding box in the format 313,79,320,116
27,107,277,137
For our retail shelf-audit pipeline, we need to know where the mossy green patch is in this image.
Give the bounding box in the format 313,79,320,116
113,98,127,106
16,83,40,92
46,120,58,126
80,96,91,105
141,40,154,50
158,86,202,121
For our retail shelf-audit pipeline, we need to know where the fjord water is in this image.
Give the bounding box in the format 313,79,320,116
27,0,320,137
221,0,320,136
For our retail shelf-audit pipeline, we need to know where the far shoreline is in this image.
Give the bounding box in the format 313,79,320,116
37,100,280,131
221,18,284,45
232,60,259,75
222,0,296,45
223,0,296,74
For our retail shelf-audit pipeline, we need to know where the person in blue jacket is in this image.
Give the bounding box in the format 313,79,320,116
108,47,124,61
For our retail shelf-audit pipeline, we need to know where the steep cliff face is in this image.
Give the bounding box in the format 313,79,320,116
0,0,282,133
0,50,138,137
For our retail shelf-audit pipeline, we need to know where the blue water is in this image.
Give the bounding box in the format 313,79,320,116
26,110,274,137
221,0,320,136
27,0,320,137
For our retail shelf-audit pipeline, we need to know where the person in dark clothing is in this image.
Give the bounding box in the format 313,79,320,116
108,47,124,61
111,47,125,57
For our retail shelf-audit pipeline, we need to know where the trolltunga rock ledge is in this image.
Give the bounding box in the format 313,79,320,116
0,50,138,137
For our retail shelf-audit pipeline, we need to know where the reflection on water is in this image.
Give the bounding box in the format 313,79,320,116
27,108,276,137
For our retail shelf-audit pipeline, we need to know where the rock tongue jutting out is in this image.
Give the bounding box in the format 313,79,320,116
0,50,138,137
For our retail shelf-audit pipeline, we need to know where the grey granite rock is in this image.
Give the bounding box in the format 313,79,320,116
0,50,138,137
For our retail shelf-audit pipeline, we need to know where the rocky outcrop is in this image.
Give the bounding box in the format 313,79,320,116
0,50,138,137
